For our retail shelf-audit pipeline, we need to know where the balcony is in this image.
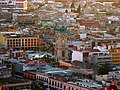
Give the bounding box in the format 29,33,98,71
97,55,112,62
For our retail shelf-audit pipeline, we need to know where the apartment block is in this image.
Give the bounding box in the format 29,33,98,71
0,0,27,12
0,32,42,50
89,52,112,64
110,52,120,65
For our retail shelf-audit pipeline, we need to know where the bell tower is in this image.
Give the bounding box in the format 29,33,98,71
70,0,75,12
54,25,68,61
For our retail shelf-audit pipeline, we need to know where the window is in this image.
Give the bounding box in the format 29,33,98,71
28,43,30,46
62,51,65,57
25,39,27,42
31,39,33,42
55,82,56,86
28,39,30,42
13,39,15,41
34,43,36,46
60,84,62,88
7,42,9,44
16,41,18,44
64,86,66,89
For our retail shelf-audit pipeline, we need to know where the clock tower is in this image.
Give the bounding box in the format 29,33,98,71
54,25,68,61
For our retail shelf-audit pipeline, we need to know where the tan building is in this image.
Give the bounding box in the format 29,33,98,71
6,36,42,50
0,33,5,46
16,0,28,10
0,32,42,50
16,13,36,24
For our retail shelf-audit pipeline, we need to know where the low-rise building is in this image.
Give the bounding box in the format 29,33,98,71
110,52,120,65
0,77,32,90
23,69,102,90
10,49,24,58
15,13,36,24
0,65,11,78
1,32,42,50
89,52,112,64
108,71,120,79
0,0,27,12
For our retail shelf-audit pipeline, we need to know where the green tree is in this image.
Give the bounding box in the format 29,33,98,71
98,63,112,75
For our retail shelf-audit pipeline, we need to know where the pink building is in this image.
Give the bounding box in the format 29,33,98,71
24,71,102,90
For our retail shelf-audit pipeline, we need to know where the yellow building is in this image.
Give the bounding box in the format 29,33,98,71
8,28,19,32
110,52,120,65
0,33,6,46
0,28,19,46
0,32,43,50
15,0,28,10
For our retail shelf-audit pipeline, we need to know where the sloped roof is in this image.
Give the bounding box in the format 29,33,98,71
78,20,101,27
26,60,35,65
40,65,53,70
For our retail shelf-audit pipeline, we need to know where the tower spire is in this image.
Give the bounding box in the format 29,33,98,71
70,0,75,12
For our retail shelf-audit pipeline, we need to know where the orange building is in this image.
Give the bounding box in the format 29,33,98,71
6,37,42,50
110,52,120,65
2,33,43,50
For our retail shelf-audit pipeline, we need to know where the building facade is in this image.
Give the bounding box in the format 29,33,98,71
23,71,102,90
110,52,120,65
0,0,27,12
1,33,43,50
0,65,11,78
10,49,24,58
6,36,42,50
89,52,112,64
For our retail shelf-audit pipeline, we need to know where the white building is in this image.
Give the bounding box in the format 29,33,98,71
72,50,83,62
0,0,27,12
108,71,120,79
